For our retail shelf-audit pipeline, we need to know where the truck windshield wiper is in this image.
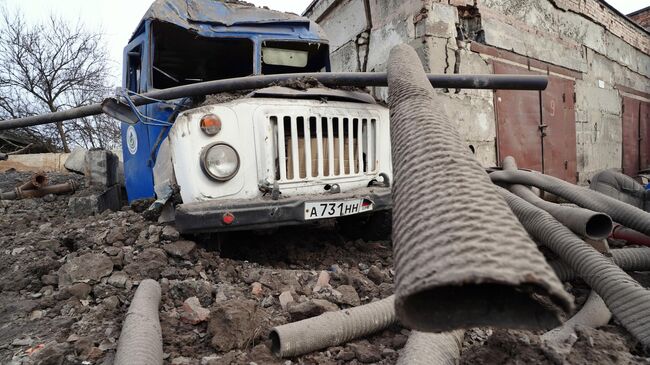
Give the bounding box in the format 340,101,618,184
153,65,180,84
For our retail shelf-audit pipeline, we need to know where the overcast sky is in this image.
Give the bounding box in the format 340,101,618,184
0,0,647,86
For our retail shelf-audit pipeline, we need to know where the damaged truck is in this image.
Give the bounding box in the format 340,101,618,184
112,0,393,236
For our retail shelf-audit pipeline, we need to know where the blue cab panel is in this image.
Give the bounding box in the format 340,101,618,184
120,0,329,203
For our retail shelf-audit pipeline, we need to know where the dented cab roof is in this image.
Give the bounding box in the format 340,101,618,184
131,0,327,41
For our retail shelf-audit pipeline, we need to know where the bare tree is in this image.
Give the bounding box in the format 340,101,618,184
0,7,120,153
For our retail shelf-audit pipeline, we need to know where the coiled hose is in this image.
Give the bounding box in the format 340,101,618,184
498,187,650,347
114,279,163,365
501,157,612,240
387,44,570,332
397,330,465,365
490,169,650,237
270,296,396,358
551,247,650,281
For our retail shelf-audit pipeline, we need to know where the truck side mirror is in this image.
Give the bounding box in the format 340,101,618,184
101,98,140,125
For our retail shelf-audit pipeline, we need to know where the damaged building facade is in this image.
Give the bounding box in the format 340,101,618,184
304,0,650,183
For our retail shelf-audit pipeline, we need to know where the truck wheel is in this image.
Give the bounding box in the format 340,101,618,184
337,210,392,241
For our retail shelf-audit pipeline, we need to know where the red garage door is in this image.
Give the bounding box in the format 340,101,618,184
494,61,577,182
622,96,650,177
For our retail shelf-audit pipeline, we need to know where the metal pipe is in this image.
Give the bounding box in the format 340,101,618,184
270,296,396,358
17,180,78,199
386,44,570,333
611,224,650,247
1,180,77,200
397,330,465,365
498,186,650,348
490,169,650,237
501,157,612,240
541,291,611,361
17,172,49,191
114,279,163,365
0,72,548,131
551,247,650,281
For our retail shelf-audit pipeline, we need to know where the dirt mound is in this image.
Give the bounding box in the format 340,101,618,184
0,170,648,364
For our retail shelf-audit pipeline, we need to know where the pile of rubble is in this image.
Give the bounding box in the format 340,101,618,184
0,169,648,365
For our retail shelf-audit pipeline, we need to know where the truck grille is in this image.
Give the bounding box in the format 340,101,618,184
269,116,377,181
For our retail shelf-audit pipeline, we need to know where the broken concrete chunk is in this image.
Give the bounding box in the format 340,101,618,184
65,282,92,299
64,148,88,174
314,270,331,292
287,299,339,321
279,291,294,310
367,265,387,285
161,225,181,241
335,285,361,306
350,340,382,364
251,282,263,297
208,299,266,352
84,149,119,187
181,296,211,324
107,271,129,288
163,240,197,258
68,185,122,217
58,253,114,287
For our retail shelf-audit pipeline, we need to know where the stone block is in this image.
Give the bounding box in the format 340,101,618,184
64,148,87,174
68,185,123,217
84,150,119,187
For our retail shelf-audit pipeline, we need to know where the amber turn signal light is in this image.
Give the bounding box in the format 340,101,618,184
200,114,222,136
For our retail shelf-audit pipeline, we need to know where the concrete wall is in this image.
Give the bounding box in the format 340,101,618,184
0,153,71,172
305,0,650,183
0,149,124,173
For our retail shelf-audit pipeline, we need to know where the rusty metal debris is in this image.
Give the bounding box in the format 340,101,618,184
0,172,78,200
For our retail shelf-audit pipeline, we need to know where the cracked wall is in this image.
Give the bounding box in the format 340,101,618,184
305,0,650,180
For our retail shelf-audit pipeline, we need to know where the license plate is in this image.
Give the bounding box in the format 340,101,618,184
304,199,374,220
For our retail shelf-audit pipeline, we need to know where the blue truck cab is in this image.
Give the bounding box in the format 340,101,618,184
120,0,393,234
122,0,330,200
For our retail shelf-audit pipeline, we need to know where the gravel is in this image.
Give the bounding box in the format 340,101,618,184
0,170,648,364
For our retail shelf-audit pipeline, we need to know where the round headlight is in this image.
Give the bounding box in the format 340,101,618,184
200,114,222,135
200,143,240,181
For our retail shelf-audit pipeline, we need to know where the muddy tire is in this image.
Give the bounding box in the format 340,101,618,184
337,210,392,241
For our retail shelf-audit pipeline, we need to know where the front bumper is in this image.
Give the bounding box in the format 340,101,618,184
175,187,392,233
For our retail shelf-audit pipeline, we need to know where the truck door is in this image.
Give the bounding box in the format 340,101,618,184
121,39,157,201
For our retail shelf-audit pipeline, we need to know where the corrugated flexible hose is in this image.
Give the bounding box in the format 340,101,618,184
498,187,650,348
397,330,465,365
114,279,163,365
551,247,650,281
270,296,396,358
541,291,611,360
490,169,650,237
386,43,571,332
501,157,612,240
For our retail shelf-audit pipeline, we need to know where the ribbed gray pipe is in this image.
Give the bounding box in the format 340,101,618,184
397,330,465,365
491,169,650,237
270,296,396,358
114,279,163,365
551,247,650,281
541,291,611,359
498,187,650,347
501,157,612,240
387,44,571,332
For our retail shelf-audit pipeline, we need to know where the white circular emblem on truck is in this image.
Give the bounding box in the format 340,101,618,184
127,126,138,155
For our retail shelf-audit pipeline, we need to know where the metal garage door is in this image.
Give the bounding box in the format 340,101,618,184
622,96,650,177
494,61,577,182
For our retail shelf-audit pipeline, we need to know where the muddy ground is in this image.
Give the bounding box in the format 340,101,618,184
1,170,649,364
